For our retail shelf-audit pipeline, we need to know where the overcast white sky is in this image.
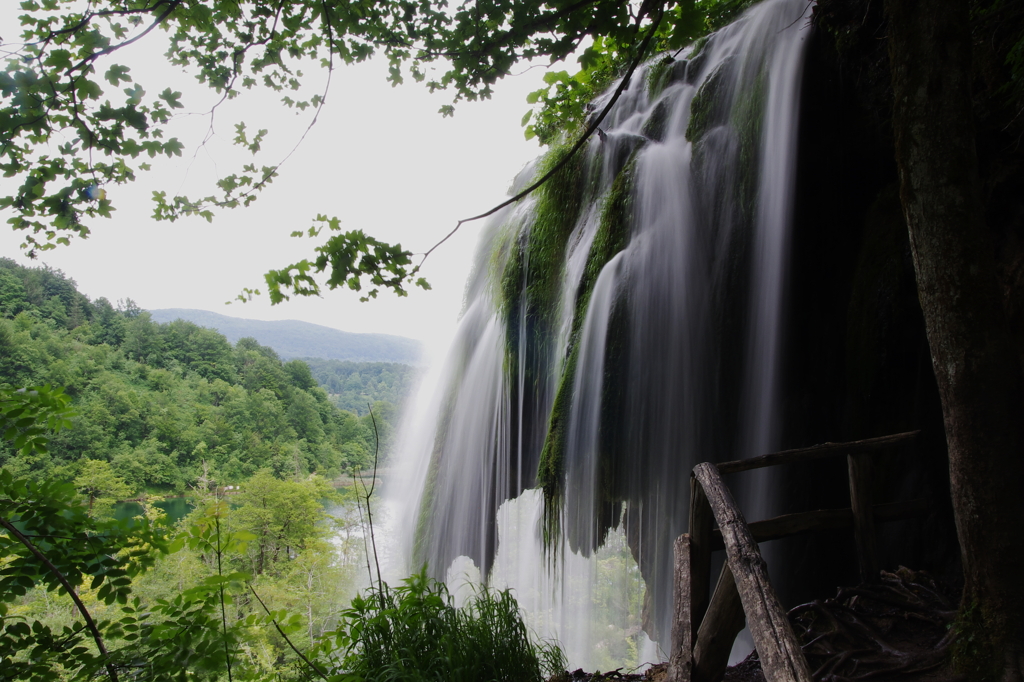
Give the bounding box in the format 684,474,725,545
0,11,551,359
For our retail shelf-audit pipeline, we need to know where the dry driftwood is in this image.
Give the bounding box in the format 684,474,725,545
788,567,957,680
668,534,694,682
693,563,746,682
693,462,812,682
689,476,714,636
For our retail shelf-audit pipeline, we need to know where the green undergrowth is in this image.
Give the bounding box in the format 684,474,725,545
327,571,565,682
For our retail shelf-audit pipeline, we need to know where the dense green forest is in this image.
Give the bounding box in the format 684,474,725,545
300,358,420,416
0,258,560,681
0,258,400,493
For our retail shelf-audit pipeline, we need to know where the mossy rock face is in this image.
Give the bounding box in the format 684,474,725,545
590,273,632,551
537,338,576,547
537,155,638,548
645,57,675,100
491,142,592,507
730,62,767,224
498,229,527,359
496,142,587,368
669,57,690,85
685,55,737,144
683,33,716,84
521,143,588,322
641,96,672,142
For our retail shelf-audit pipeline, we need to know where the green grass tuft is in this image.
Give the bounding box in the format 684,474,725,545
331,571,565,682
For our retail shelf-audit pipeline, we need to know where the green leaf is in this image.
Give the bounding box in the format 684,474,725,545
124,83,145,105
104,64,132,86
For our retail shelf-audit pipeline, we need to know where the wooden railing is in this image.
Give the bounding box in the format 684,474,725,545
666,431,924,682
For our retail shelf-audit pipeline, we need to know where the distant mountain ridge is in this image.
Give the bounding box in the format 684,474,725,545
148,308,423,365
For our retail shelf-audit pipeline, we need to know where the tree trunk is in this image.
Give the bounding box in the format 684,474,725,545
884,0,1024,677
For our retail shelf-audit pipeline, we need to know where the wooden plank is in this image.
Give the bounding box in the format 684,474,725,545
848,452,879,582
709,508,853,552
689,475,714,638
707,498,931,552
693,463,812,682
668,534,693,682
693,563,746,682
716,431,919,475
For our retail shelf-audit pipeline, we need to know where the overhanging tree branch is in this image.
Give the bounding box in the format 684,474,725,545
0,516,119,682
67,0,184,75
417,9,664,266
248,584,330,681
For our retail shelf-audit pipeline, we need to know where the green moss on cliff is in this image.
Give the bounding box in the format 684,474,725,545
537,155,637,546
491,142,591,479
646,57,675,100
731,63,767,223
641,96,672,142
686,55,735,143
526,145,589,317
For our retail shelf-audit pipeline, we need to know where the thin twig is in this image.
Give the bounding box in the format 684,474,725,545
214,504,233,682
365,404,383,595
416,10,665,266
351,469,375,587
248,584,330,681
0,516,119,682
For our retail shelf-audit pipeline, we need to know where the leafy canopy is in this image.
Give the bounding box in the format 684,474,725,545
2,0,733,301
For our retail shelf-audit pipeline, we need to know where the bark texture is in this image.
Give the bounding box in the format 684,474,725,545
884,0,1024,677
693,463,812,682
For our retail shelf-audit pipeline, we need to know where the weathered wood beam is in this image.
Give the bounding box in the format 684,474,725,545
668,534,693,682
707,498,931,551
848,452,879,582
716,431,919,475
689,475,714,637
693,463,812,682
693,563,746,682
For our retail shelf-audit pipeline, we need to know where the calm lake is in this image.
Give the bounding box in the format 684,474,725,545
114,496,194,524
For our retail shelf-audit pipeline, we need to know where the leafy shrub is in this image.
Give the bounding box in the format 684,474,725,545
328,572,565,682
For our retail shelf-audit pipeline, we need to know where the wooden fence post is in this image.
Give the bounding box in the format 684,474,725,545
668,534,693,682
693,563,746,682
847,453,879,582
693,463,812,682
689,474,713,636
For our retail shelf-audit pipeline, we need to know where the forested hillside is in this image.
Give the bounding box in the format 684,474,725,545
300,358,420,415
149,308,424,364
0,258,396,493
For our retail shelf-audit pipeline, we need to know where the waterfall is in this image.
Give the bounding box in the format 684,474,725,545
387,0,812,669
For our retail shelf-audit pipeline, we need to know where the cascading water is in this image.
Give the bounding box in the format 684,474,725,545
387,0,813,669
